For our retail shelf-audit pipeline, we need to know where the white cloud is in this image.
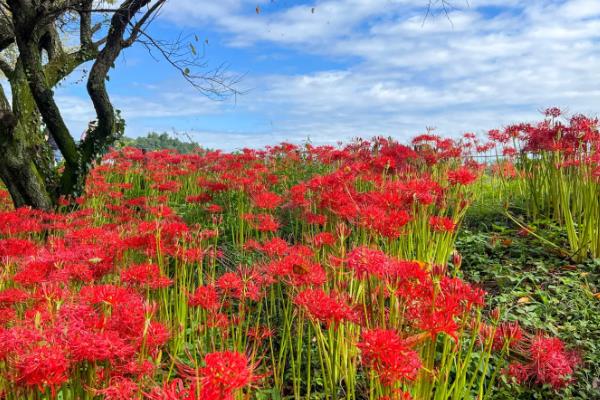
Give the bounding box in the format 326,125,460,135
162,0,428,46
556,0,600,19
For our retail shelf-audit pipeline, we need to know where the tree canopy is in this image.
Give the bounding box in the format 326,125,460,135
119,132,201,154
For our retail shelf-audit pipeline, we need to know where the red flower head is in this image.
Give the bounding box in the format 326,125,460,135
312,232,335,247
505,334,580,390
493,321,523,351
251,191,283,210
447,167,478,186
189,285,220,311
200,351,254,399
429,216,456,233
295,288,357,326
120,263,172,289
94,378,139,400
346,246,389,279
544,107,562,118
260,237,289,257
528,335,580,389
15,345,70,394
358,328,422,386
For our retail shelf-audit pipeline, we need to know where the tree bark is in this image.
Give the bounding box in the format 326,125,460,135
0,56,56,210
0,104,53,210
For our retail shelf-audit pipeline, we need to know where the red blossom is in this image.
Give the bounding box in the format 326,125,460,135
120,263,172,289
199,351,254,399
358,328,422,386
429,216,456,232
188,285,220,310
447,167,478,185
295,288,358,326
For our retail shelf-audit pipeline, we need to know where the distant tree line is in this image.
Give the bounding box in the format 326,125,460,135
118,132,201,154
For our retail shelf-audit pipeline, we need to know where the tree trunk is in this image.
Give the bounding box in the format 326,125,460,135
0,115,54,210
0,153,54,210
0,65,56,210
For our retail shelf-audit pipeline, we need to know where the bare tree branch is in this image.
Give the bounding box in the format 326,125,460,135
79,0,95,49
135,27,245,99
423,0,467,26
122,0,166,47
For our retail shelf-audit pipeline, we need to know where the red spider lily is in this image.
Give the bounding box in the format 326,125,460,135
262,247,327,287
144,321,171,349
250,191,283,209
247,326,274,342
429,216,456,232
303,212,327,225
505,334,581,390
0,238,37,259
198,351,255,400
216,272,245,299
358,328,422,386
206,204,223,213
0,288,29,306
186,193,212,204
93,377,139,400
69,330,136,362
311,232,335,247
506,362,529,385
145,378,200,400
189,285,220,311
492,321,523,351
120,263,172,289
294,288,358,326
14,344,70,394
115,359,156,379
0,308,16,325
528,335,580,389
188,285,220,311
447,167,478,186
259,237,289,257
346,246,389,279
244,213,280,232
377,392,413,400
544,107,562,118
79,284,134,306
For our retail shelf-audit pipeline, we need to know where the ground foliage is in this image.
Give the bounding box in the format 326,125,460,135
458,199,600,399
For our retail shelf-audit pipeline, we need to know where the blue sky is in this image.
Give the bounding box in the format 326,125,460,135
53,0,600,150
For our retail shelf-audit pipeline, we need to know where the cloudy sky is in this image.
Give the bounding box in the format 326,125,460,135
54,0,600,150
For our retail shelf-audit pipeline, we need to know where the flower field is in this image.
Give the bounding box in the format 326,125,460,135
0,109,597,400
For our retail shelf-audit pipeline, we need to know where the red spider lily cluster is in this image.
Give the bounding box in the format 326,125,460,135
506,334,581,390
486,108,600,260
0,134,579,399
